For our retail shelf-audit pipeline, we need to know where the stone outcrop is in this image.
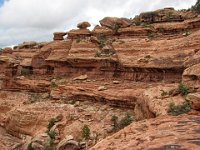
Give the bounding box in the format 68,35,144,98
31,133,51,150
187,93,200,110
77,21,91,29
99,17,132,28
53,32,67,41
134,8,194,24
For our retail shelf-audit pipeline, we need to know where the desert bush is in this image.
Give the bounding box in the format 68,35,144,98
111,113,133,131
82,125,90,139
98,35,107,49
161,90,168,97
76,36,81,43
47,118,56,131
28,93,40,103
183,29,190,37
48,131,56,140
95,50,101,57
21,67,32,76
178,82,188,96
147,32,155,40
27,143,34,150
158,28,164,33
119,113,133,129
111,115,119,130
111,24,120,34
167,101,191,116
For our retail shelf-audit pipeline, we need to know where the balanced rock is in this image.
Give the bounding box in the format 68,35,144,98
53,32,67,41
99,17,132,29
18,41,37,49
77,21,91,29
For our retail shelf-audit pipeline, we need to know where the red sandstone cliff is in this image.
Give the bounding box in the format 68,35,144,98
0,8,200,150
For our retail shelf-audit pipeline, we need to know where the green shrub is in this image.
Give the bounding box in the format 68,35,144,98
142,23,153,28
183,29,190,37
27,143,34,150
111,115,119,130
178,82,188,96
158,28,164,33
28,93,40,103
48,131,56,140
111,113,133,131
167,101,191,116
47,118,56,131
119,113,133,129
161,90,168,96
111,24,120,34
95,50,101,57
98,35,107,49
21,67,32,76
50,82,58,88
82,125,90,139
76,36,81,43
147,32,155,40
99,40,106,49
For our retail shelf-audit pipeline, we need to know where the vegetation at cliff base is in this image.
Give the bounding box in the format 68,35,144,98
168,101,191,116
82,125,90,139
111,113,134,131
178,82,188,96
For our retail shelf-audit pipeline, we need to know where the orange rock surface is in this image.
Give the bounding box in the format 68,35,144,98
0,7,200,150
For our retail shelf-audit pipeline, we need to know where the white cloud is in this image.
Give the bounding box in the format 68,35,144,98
0,0,196,47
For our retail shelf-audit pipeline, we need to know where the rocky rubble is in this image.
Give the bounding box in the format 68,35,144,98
0,7,200,150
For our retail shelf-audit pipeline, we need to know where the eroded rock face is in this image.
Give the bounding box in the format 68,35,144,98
187,93,200,111
0,6,200,150
134,8,188,24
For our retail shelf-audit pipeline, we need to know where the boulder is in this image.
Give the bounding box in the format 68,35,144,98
135,8,184,24
67,29,91,39
92,25,113,36
18,41,37,49
56,135,80,150
73,75,88,81
99,17,132,29
77,21,91,29
98,86,107,91
2,47,12,54
31,133,51,150
187,93,200,111
53,32,67,41
183,63,200,88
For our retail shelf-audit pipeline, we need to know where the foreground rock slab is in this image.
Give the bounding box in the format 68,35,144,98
91,114,200,150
